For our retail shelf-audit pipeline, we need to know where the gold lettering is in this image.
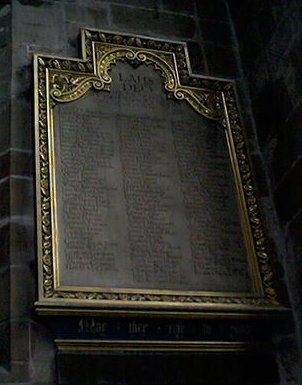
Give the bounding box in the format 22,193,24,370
128,321,148,335
168,323,184,338
230,324,252,338
200,324,212,336
78,318,108,334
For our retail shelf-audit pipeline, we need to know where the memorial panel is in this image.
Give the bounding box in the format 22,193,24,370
53,62,251,293
34,29,287,356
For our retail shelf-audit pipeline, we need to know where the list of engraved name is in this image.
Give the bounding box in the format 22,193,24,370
54,64,251,292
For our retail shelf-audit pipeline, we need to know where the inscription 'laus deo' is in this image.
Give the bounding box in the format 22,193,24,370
54,62,252,293
118,72,154,93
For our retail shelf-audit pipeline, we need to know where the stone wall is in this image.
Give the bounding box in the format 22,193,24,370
229,0,302,383
0,0,11,376
0,0,296,384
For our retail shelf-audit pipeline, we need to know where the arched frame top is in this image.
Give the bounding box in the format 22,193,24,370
34,29,285,316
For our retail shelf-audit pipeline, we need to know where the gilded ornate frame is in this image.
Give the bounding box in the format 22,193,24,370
34,29,282,315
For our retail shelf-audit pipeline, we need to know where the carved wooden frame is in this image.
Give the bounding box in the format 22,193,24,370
34,29,282,315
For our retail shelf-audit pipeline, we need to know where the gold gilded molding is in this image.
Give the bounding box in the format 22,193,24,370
47,39,223,120
55,339,272,353
49,71,103,103
34,29,283,314
221,85,277,301
93,42,222,120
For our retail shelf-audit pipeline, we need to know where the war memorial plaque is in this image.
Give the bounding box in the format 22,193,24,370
34,29,284,322
54,62,250,293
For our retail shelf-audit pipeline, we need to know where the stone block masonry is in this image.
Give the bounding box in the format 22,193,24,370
0,0,295,383
229,0,302,383
0,0,11,376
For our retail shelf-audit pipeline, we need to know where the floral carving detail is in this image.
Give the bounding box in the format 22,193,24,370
49,71,103,103
222,83,277,303
173,87,222,120
36,57,53,298
95,43,223,121
51,290,274,306
96,45,177,91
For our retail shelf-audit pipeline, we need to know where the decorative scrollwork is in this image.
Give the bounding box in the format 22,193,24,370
94,43,222,120
49,71,103,103
174,87,222,120
96,46,177,93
